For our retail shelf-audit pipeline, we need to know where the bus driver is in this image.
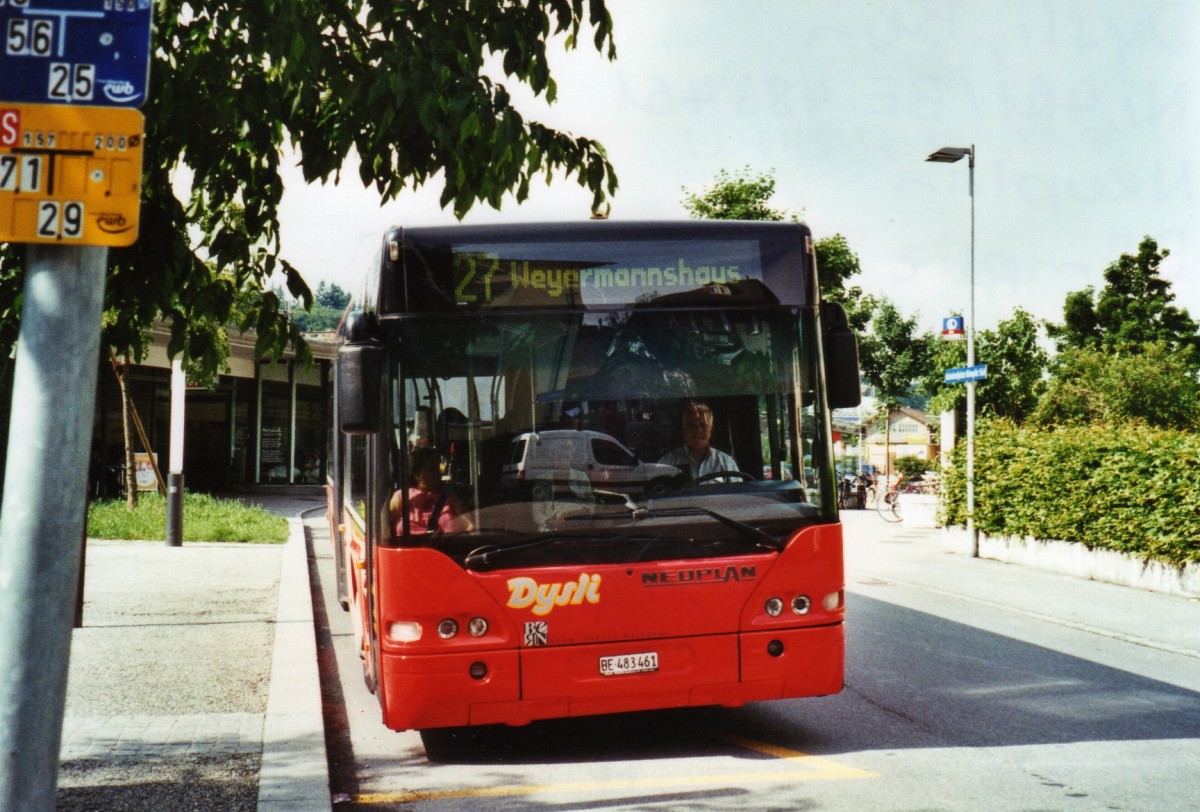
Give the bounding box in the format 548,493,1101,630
658,401,738,483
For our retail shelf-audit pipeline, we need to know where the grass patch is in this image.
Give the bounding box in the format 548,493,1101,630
87,493,289,543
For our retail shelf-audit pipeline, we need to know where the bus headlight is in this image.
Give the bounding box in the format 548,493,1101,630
764,597,784,617
389,621,422,642
823,591,843,611
792,595,812,615
436,618,459,639
467,617,489,637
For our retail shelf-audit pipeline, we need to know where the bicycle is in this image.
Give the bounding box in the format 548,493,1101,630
877,482,903,522
876,475,941,523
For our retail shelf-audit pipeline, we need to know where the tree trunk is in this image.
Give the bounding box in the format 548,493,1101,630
113,359,137,509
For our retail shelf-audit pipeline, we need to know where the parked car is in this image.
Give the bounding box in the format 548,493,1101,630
502,430,680,499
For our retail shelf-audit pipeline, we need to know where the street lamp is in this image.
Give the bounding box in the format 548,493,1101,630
926,144,978,557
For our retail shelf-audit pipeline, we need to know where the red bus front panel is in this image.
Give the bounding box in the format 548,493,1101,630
373,522,844,731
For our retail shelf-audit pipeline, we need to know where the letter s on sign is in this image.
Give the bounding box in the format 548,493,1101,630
0,110,19,148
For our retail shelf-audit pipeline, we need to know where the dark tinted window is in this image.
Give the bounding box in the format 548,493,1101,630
592,439,633,466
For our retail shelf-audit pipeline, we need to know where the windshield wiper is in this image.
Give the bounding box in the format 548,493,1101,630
464,534,626,570
567,494,784,551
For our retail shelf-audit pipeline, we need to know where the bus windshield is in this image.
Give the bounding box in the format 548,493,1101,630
387,304,835,566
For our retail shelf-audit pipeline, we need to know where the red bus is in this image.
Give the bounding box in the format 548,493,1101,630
327,220,861,745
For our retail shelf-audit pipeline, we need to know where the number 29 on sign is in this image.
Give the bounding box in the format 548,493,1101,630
38,200,85,239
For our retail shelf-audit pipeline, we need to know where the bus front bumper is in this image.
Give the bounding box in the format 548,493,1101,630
381,623,843,731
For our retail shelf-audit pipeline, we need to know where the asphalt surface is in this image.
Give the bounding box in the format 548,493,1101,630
57,492,330,812
52,492,1198,811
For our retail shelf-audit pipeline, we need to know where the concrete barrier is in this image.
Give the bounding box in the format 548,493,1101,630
942,526,1200,598
898,493,940,529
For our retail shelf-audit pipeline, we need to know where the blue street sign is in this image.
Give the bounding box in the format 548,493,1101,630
941,315,964,338
1,0,153,107
944,364,988,384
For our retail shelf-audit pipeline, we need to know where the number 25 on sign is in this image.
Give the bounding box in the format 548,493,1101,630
0,103,144,246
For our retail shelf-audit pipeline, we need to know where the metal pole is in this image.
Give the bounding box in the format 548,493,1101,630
166,358,185,546
0,245,107,811
966,146,978,557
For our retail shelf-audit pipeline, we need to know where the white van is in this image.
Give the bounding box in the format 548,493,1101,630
502,430,680,499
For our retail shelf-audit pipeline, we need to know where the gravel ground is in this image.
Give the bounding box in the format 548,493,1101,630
57,754,260,812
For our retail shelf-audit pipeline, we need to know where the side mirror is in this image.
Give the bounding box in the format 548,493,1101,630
821,302,862,409
338,311,382,434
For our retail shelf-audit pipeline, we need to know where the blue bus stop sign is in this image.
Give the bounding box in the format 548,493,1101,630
1,1,153,107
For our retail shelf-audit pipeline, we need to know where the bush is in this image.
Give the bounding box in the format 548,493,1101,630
892,455,930,480
87,493,289,543
942,419,1200,566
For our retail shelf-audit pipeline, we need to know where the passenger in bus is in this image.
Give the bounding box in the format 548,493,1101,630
391,447,472,536
657,401,739,483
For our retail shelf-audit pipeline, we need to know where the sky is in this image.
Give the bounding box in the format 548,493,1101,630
276,0,1199,337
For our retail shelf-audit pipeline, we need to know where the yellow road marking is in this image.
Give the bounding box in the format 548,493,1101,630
707,729,875,775
353,731,875,805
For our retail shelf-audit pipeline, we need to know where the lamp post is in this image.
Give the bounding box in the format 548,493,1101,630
165,358,185,546
926,144,977,557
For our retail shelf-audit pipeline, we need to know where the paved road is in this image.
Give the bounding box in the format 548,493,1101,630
311,510,1200,811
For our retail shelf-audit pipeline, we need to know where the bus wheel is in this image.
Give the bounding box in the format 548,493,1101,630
362,658,377,694
420,726,485,762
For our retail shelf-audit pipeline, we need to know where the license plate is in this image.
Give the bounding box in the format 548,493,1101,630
598,651,659,676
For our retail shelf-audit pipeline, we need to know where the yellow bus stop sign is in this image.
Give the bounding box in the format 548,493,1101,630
0,104,144,247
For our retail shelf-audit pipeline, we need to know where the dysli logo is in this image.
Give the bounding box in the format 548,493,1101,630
0,109,19,148
506,573,601,616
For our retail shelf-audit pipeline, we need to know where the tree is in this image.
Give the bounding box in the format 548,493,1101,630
1039,237,1199,431
315,282,351,311
2,0,619,382
680,166,863,301
1047,236,1199,357
857,296,933,476
978,309,1049,422
681,166,797,222
859,296,932,410
1032,342,1200,430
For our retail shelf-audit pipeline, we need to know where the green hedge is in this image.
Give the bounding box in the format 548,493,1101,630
942,420,1200,566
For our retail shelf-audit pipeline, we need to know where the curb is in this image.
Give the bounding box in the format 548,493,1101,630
257,518,332,812
942,526,1200,599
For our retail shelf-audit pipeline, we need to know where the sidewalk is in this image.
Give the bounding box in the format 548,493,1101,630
57,493,331,812
840,510,1200,689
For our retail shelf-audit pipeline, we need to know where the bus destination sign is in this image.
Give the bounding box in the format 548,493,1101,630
0,103,144,245
1,0,153,107
449,240,766,309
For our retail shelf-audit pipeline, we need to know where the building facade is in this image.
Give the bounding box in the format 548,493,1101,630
863,406,939,474
90,324,337,496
